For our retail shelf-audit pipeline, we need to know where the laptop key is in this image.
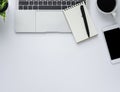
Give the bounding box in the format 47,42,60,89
30,1,33,5
53,1,56,5
19,1,23,5
62,1,66,5
24,1,28,5
19,6,23,10
76,1,80,4
39,6,61,10
48,1,52,5
19,1,28,5
71,1,75,5
28,6,32,9
43,1,47,5
67,1,70,5
34,1,38,5
62,6,67,9
39,1,42,5
57,1,61,5
33,6,38,9
24,6,27,9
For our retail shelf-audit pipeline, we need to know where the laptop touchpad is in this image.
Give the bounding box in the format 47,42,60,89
36,11,71,32
15,11,36,32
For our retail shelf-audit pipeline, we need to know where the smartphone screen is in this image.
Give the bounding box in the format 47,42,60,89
104,28,120,60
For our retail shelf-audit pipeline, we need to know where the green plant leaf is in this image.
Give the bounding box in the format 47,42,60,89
0,11,5,20
0,0,8,20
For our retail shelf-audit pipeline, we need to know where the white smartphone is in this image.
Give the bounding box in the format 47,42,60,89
103,24,120,64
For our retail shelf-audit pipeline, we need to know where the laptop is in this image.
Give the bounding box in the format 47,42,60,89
15,0,85,32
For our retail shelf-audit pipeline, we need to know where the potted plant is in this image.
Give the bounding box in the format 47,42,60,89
0,0,8,20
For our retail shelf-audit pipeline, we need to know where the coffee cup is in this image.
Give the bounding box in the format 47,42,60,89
97,0,117,17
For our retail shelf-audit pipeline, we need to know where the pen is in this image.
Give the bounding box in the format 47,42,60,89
80,5,90,37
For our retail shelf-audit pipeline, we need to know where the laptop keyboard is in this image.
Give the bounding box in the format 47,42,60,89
19,0,86,10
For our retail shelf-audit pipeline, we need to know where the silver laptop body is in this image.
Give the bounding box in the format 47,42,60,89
15,0,84,32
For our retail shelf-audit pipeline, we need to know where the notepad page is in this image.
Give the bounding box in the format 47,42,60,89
63,4,88,43
63,2,98,43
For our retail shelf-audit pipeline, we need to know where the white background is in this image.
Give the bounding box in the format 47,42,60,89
0,0,120,92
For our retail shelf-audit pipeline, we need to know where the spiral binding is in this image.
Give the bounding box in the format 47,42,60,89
64,0,86,11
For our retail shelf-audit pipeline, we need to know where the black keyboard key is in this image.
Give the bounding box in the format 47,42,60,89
39,6,61,10
71,1,75,5
62,1,66,5
19,1,24,5
67,1,70,5
34,1,38,5
53,1,56,5
19,1,28,5
62,6,67,9
57,1,61,5
24,1,28,5
19,6,23,10
67,6,71,8
39,1,42,5
26,1,29,5
28,6,32,9
30,1,33,5
76,1,80,4
43,1,47,5
33,6,38,9
48,1,52,5
52,6,61,9
24,6,27,9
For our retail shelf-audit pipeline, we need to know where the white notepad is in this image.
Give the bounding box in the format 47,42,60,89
63,2,98,43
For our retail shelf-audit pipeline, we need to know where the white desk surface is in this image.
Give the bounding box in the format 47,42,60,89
0,0,120,92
